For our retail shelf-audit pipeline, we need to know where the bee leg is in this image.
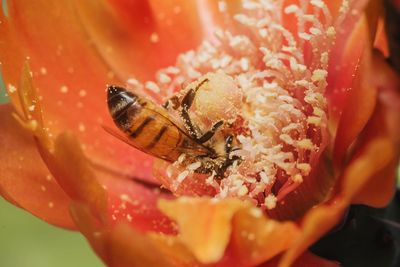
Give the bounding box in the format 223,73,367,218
180,78,211,139
215,154,241,179
181,78,209,109
225,135,234,153
213,135,242,178
181,107,201,139
180,89,201,139
181,88,195,108
193,156,216,175
197,120,224,144
162,95,180,110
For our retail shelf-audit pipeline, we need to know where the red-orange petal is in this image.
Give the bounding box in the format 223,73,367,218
0,104,74,228
42,124,175,233
71,202,176,267
40,131,108,220
350,104,397,207
326,0,373,120
0,0,156,183
278,202,345,267
71,201,198,267
7,61,109,220
76,0,207,81
158,197,246,264
229,208,300,266
8,63,172,234
333,13,378,166
100,172,177,234
338,50,400,207
69,202,109,263
107,223,175,267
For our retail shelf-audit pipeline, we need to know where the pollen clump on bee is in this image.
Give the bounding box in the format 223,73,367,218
193,71,243,124
123,0,345,213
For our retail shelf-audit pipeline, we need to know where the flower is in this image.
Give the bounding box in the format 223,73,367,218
0,0,399,267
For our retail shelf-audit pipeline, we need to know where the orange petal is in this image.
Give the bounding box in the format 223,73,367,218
100,172,177,234
159,197,300,265
69,202,109,263
370,50,400,143
0,1,156,183
149,233,201,267
279,202,346,267
327,0,375,120
40,111,173,233
353,49,400,207
279,137,395,267
338,50,399,207
0,62,74,228
0,104,74,228
350,102,397,207
71,201,199,267
76,0,207,81
230,208,300,266
9,63,109,220
338,123,396,207
107,223,174,267
333,13,377,166
158,197,246,264
71,202,177,266
352,157,397,207
9,56,174,233
42,132,109,219
341,119,398,206
42,110,174,234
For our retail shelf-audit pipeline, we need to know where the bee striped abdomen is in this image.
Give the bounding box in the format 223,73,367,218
146,125,168,149
108,86,184,161
107,82,237,180
108,85,143,130
129,116,155,138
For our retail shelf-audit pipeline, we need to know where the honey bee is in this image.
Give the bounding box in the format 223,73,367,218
107,79,240,178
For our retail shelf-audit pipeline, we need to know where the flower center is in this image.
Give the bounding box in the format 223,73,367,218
128,0,343,212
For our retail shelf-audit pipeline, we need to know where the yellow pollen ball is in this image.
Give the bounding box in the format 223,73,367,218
297,139,314,150
307,116,322,126
313,107,325,117
264,194,277,210
194,71,243,124
297,163,311,176
292,173,303,183
237,185,249,196
8,84,17,93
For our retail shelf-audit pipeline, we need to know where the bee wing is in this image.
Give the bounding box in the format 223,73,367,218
175,144,210,157
103,125,177,163
148,107,213,156
103,125,138,147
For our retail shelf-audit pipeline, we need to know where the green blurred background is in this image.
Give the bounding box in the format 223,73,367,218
0,70,8,104
0,198,104,267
